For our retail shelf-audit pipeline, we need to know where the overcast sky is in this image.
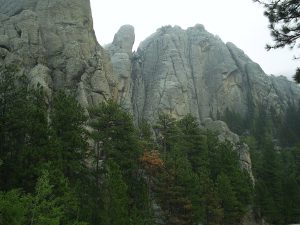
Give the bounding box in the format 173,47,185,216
90,0,299,80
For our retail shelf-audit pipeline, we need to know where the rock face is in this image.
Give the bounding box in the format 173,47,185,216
2,0,300,196
106,25,135,112
2,0,299,126
107,24,300,183
129,25,300,123
0,0,117,107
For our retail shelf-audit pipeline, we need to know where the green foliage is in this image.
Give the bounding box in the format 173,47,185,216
30,170,62,225
100,160,129,225
254,0,300,50
88,100,139,175
152,113,253,225
176,114,207,171
198,172,223,225
217,173,243,225
88,100,153,225
254,0,300,83
0,65,50,191
0,189,29,225
154,149,195,225
278,103,300,146
154,113,179,159
2,64,299,225
50,91,88,182
249,135,300,225
0,66,90,225
221,108,246,135
138,119,154,150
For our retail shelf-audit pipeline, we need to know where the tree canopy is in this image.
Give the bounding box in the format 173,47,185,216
254,0,300,82
1,66,300,225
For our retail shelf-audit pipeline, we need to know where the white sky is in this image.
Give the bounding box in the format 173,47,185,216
90,0,299,80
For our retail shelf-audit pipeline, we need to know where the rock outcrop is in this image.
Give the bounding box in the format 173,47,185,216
107,24,300,183
129,25,300,123
0,0,117,107
106,25,135,112
2,1,300,199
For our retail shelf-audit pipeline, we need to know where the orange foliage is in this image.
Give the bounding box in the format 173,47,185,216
140,150,164,171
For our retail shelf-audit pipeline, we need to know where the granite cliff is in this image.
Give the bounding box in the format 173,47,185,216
2,1,300,223
0,0,117,108
105,24,300,179
119,25,300,123
1,1,299,125
106,25,135,113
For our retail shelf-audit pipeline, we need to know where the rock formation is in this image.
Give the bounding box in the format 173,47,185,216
109,24,300,179
128,25,300,123
0,0,117,107
106,25,135,112
2,1,299,125
2,1,300,200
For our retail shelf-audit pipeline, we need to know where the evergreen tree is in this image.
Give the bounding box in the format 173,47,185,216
217,173,243,225
0,189,29,225
88,100,139,177
254,0,300,82
154,113,179,160
138,119,155,149
253,0,300,49
198,172,223,225
50,91,88,181
282,174,300,224
0,65,50,191
100,160,130,225
177,114,206,171
30,170,62,225
279,103,300,146
221,108,246,135
89,100,152,224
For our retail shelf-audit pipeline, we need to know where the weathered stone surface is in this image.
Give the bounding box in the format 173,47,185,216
0,0,117,107
2,0,300,200
130,25,300,123
107,25,135,55
28,64,52,97
125,25,298,181
106,25,135,111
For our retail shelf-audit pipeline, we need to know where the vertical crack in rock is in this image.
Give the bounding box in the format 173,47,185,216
0,0,117,108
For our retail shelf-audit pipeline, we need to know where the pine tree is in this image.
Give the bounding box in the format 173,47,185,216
177,114,205,171
50,91,88,181
89,100,151,224
282,174,300,224
0,189,29,225
88,100,139,177
100,160,130,225
49,91,95,225
221,108,246,135
138,119,154,149
217,173,243,225
30,170,62,225
154,113,179,160
253,0,300,82
198,172,223,225
0,65,50,191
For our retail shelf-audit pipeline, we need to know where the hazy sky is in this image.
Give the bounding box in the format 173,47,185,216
90,0,299,79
